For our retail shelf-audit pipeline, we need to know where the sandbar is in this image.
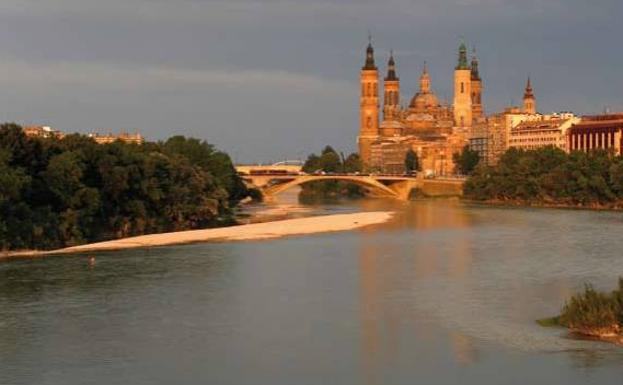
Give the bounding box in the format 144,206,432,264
2,211,394,258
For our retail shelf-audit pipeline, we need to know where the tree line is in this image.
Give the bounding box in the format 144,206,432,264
300,146,363,201
0,123,252,251
464,146,623,207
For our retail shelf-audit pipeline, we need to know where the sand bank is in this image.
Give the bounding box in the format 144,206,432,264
2,211,394,258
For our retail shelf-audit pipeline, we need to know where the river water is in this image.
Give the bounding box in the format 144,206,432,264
2,194,623,384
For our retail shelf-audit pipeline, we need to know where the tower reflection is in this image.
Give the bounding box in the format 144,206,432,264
357,199,480,381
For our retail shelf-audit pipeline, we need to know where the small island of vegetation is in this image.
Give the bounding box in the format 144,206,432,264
539,278,623,345
464,147,623,209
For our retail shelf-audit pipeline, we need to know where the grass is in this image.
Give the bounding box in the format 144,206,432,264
536,316,561,328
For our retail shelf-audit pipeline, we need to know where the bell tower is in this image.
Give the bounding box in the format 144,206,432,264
383,51,400,122
470,48,483,120
523,77,536,114
358,36,380,167
453,40,472,128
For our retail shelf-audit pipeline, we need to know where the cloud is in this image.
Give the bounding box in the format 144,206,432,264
1,0,622,162
0,58,354,94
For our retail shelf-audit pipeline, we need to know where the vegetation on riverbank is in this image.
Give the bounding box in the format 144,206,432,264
0,123,252,251
453,145,480,175
538,278,623,344
299,146,364,202
464,147,623,208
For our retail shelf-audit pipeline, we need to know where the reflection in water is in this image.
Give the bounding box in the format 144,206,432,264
359,241,380,384
451,332,479,365
2,199,623,385
357,199,481,380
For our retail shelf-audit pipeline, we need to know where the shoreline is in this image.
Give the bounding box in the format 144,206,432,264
462,198,623,212
1,211,394,259
537,319,623,348
570,331,623,347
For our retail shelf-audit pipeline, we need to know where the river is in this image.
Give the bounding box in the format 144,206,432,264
2,193,623,384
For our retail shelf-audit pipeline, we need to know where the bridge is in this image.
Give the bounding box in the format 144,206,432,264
241,173,465,201
235,162,302,175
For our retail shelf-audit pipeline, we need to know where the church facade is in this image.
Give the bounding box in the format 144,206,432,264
358,39,485,173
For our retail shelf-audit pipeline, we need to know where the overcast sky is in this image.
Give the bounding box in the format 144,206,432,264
1,0,621,163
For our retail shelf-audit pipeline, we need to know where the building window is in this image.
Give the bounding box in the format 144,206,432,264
461,83,464,94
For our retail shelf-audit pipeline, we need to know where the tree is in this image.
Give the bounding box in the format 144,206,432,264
0,124,252,251
162,136,248,202
404,149,419,173
302,154,321,174
300,146,364,201
319,150,341,173
344,153,363,173
0,149,31,250
453,146,480,175
464,146,623,208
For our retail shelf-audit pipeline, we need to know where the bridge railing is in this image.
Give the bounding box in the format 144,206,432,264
243,172,463,177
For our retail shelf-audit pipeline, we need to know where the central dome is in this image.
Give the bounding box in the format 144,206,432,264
409,63,439,109
410,92,439,109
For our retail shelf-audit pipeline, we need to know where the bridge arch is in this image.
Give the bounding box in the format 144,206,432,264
260,175,402,199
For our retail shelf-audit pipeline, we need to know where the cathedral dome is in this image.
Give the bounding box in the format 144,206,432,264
409,92,439,109
409,63,439,109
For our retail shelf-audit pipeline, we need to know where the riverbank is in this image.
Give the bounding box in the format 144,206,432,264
1,211,394,259
464,198,623,212
538,317,623,347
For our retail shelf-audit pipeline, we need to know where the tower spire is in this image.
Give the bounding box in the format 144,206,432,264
524,76,534,98
456,37,469,70
363,34,376,70
385,50,398,81
419,61,431,93
523,76,536,114
470,46,480,80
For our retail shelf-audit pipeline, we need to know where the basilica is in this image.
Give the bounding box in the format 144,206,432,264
358,39,486,174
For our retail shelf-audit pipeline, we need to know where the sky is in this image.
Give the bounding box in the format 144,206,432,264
1,0,622,163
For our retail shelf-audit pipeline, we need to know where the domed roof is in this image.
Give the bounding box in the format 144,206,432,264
409,92,439,109
409,62,439,109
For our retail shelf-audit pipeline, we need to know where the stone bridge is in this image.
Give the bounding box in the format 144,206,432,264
241,174,465,201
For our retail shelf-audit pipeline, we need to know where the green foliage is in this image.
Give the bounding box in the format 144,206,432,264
558,280,623,333
0,124,251,251
162,136,248,202
453,145,480,175
536,316,561,327
302,146,343,174
300,146,363,201
404,149,420,173
344,153,363,173
246,188,263,202
465,147,623,206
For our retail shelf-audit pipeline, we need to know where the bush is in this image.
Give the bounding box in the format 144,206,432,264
558,279,623,334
